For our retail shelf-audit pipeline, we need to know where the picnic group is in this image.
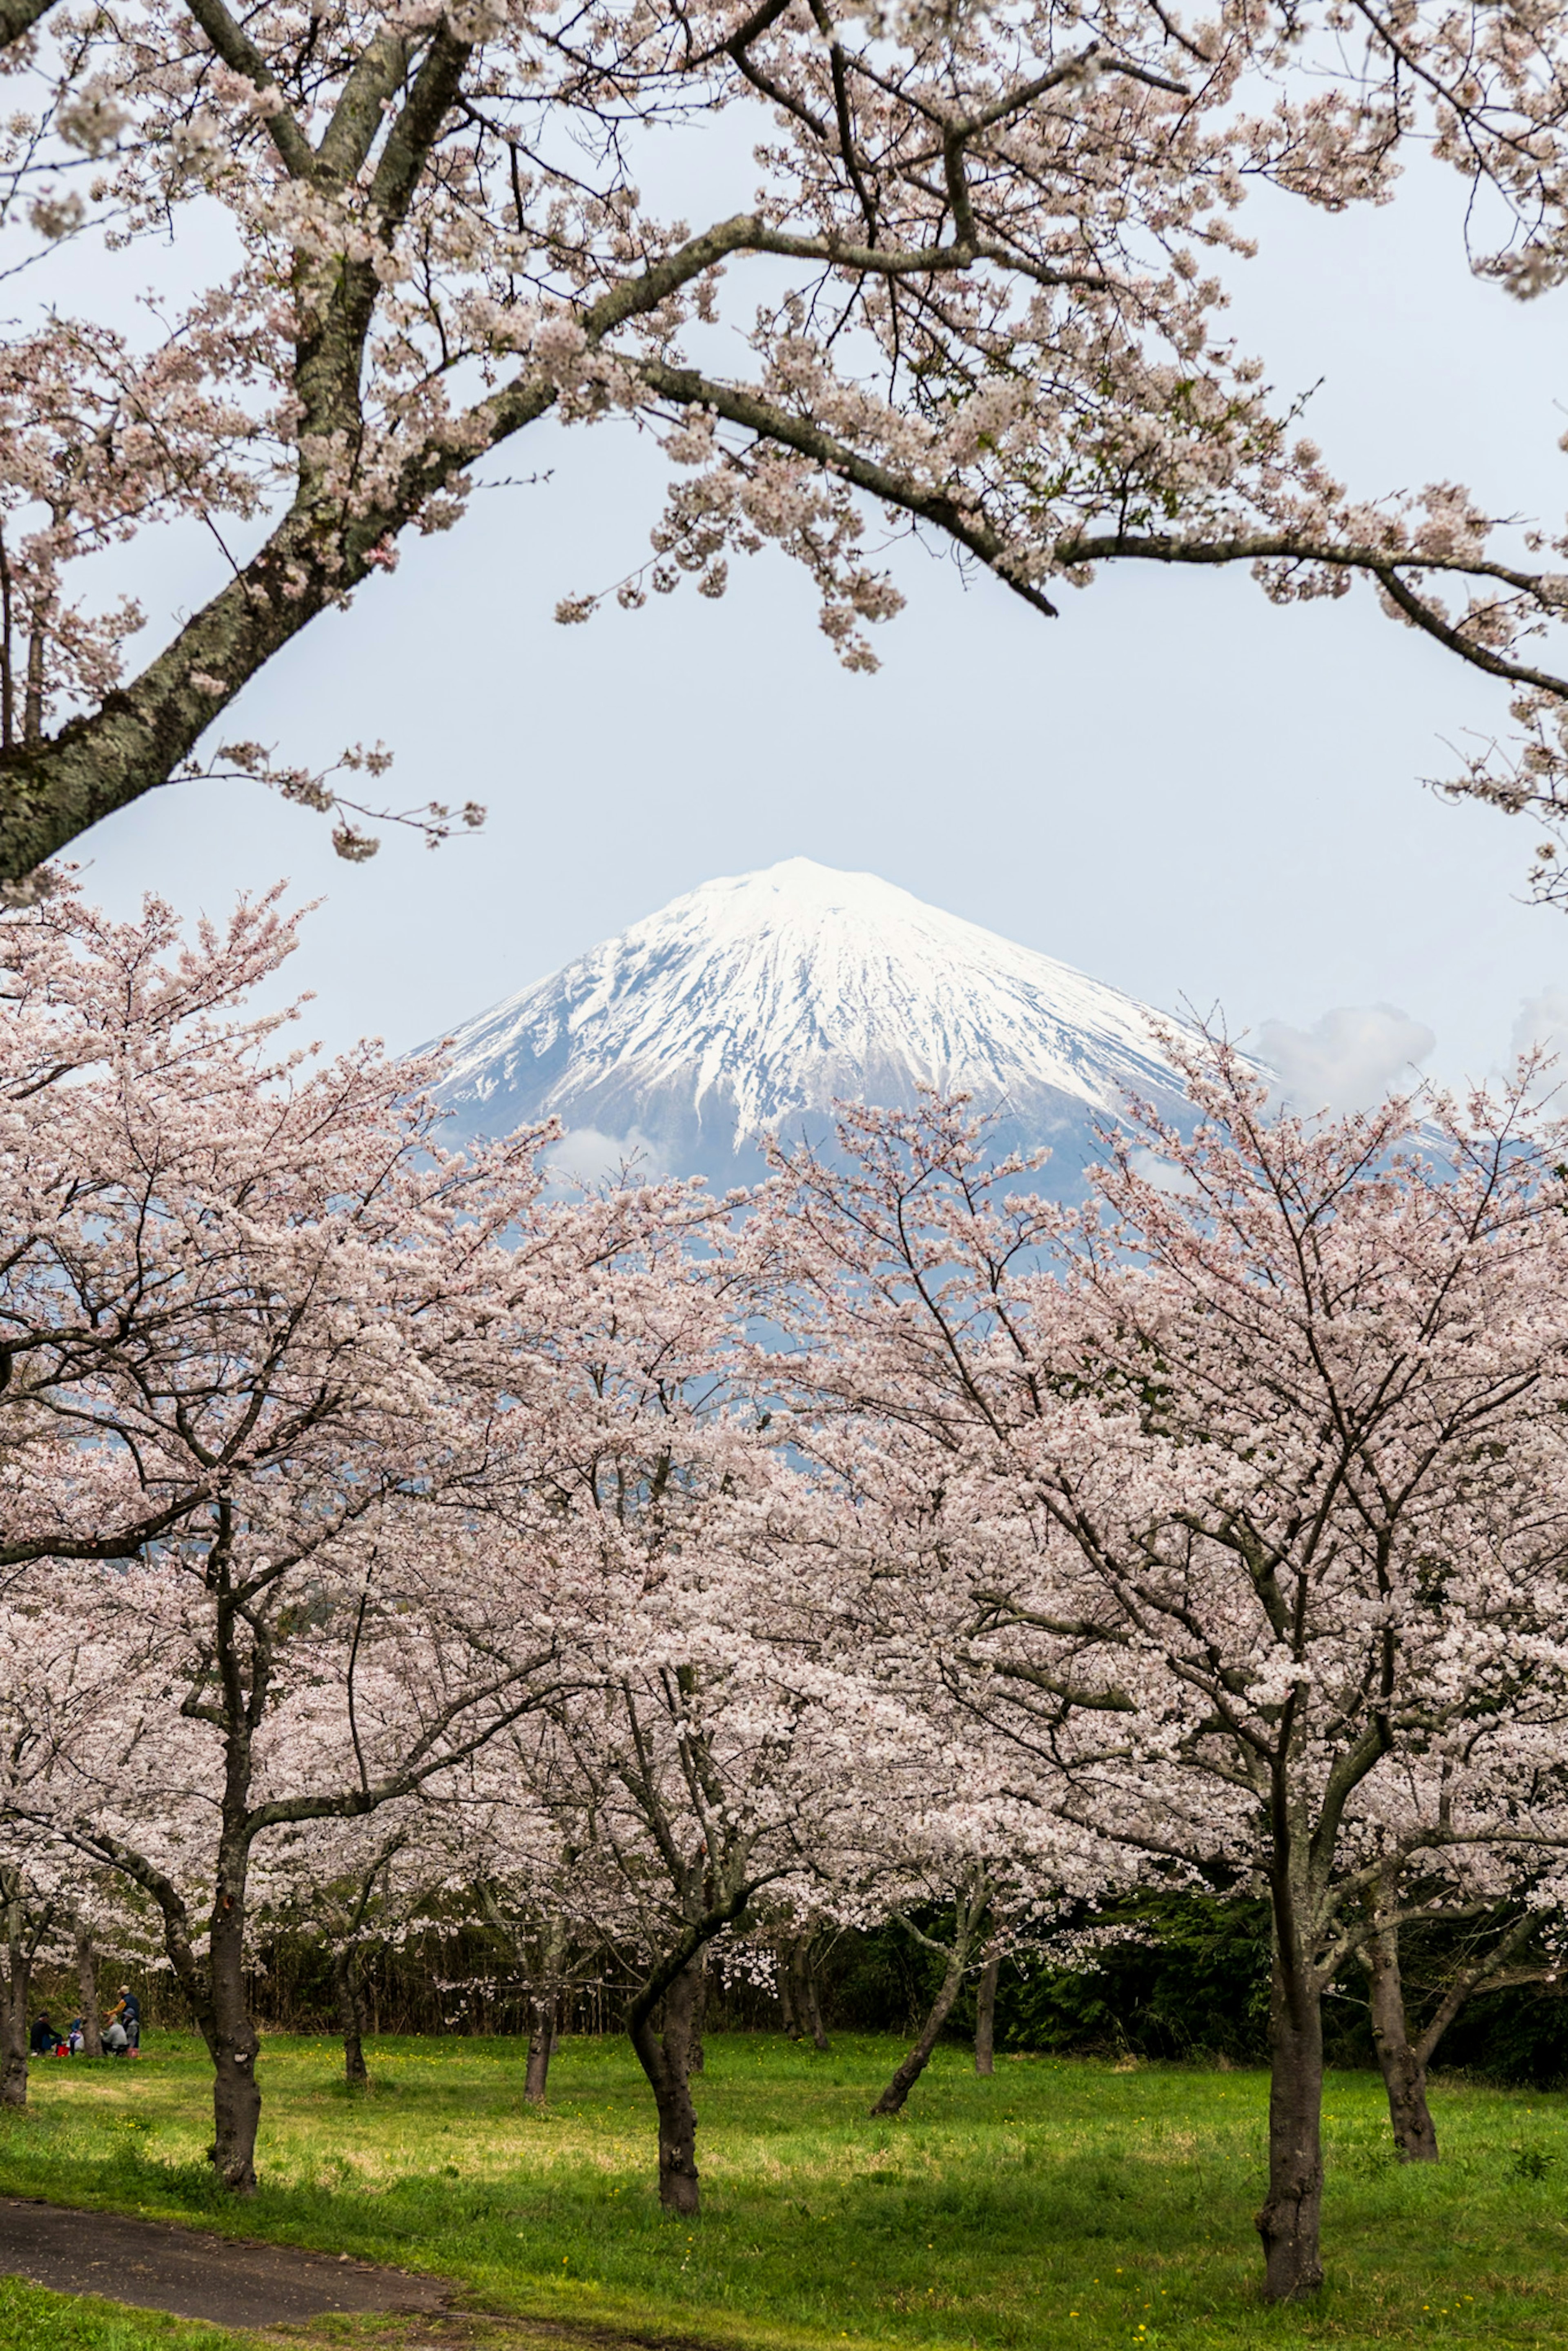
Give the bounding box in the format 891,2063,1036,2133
28,1990,140,2059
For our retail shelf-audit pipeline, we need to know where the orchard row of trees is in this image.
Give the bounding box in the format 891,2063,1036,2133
6,886,1568,2304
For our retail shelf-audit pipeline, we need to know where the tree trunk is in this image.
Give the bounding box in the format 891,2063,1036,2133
1255,1931,1325,2301
800,1941,829,2053
779,1941,802,2040
332,1944,370,2088
0,1959,28,2108
975,1956,1000,2076
1359,1895,1539,2162
0,1871,33,2109
689,1952,707,2076
871,1936,969,2117
518,1913,566,2100
0,1970,27,2109
628,1955,703,2214
524,1997,555,2103
1365,1919,1438,2162
73,1922,102,2059
207,1881,261,2193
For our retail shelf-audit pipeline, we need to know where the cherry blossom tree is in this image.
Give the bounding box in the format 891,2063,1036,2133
754,1069,1568,2300
868,1868,993,2117
491,1317,894,2211
1347,1778,1568,2161
255,1814,430,2086
528,1360,1101,2172
0,1823,146,2098
424,1729,645,2103
0,880,735,2191
6,2,1568,881
775,1927,831,2050
0,1846,62,2104
423,1176,1018,2206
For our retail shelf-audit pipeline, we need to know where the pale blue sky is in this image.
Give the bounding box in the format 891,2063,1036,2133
54,138,1568,1097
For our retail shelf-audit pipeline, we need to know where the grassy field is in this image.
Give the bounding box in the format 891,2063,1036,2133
0,2032,1566,2351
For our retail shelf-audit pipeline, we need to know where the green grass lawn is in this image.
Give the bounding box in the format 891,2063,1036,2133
0,2032,1565,2351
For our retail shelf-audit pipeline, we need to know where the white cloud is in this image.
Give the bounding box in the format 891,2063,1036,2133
1257,1005,1436,1113
1128,1145,1200,1195
1510,989,1568,1070
544,1126,670,1187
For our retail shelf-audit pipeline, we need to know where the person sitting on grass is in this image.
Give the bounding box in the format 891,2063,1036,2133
102,2015,128,2055
67,2019,85,2054
28,2015,57,2056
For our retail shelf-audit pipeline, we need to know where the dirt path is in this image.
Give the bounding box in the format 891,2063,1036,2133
0,2194,454,2328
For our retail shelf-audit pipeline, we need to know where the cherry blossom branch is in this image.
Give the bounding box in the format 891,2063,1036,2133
8,0,1568,885
177,739,485,864
624,1879,776,2037
243,1662,572,1839
1055,531,1568,699
180,0,316,179
632,361,1061,617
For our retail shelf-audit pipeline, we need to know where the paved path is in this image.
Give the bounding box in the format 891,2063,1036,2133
0,2194,454,2329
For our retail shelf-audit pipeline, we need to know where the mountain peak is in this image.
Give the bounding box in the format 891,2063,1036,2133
681,856,923,918
430,862,1196,1188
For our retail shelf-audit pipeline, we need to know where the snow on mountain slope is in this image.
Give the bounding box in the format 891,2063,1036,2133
430,858,1200,1189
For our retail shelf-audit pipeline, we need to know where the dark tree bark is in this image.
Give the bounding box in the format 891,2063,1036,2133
778,1941,802,2040
524,1996,555,2102
1365,1917,1438,2162
327,1839,409,2090
870,1884,989,2119
784,1938,828,2051
1255,1925,1325,2302
688,1952,707,2076
975,1955,1000,2076
43,1817,262,2188
208,1842,262,2192
869,1947,965,2117
333,1943,370,2088
629,1956,704,2213
0,1869,36,2110
0,1980,28,2109
799,1940,829,2053
1360,1892,1543,2162
624,1880,757,2215
0,0,60,49
72,1920,103,2059
486,1909,566,2104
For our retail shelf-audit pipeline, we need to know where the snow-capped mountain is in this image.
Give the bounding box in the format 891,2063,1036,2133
430,858,1200,1191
